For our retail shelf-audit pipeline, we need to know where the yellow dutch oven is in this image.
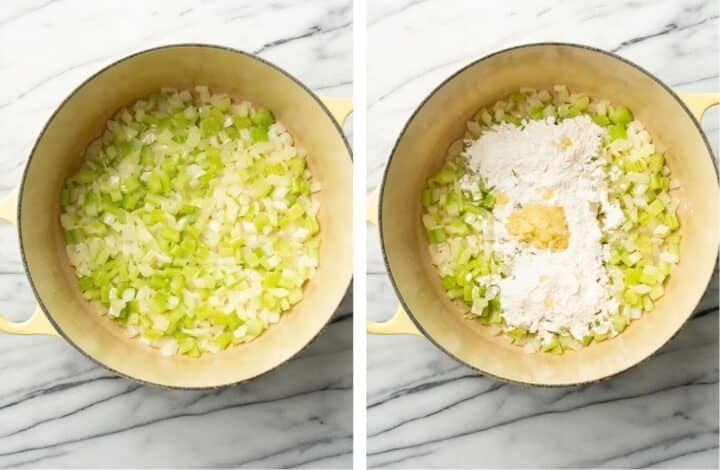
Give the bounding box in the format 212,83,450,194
368,43,719,386
0,44,353,389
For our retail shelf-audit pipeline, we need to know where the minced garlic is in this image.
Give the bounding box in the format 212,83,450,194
506,204,569,250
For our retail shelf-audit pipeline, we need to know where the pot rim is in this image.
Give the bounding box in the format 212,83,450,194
16,43,353,390
377,41,718,387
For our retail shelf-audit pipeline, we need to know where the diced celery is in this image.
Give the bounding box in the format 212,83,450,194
609,106,633,125
252,107,275,127
250,126,269,143
64,229,82,244
594,331,609,343
245,317,265,337
433,168,456,184
609,124,627,141
426,228,446,244
60,188,71,207
200,116,222,136
592,114,610,126
611,314,628,333
234,115,252,129
507,327,526,341
421,188,432,207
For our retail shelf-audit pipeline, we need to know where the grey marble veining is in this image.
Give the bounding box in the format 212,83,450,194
0,0,352,468
367,0,719,468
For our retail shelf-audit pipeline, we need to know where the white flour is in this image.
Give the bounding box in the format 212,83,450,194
464,116,623,341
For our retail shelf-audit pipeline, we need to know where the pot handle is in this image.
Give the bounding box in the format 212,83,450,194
366,188,421,336
0,188,58,336
676,92,720,121
320,97,353,125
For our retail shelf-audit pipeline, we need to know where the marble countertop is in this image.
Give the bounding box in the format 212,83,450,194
367,0,719,468
0,0,352,468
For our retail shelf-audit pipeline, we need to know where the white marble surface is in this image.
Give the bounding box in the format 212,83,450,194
367,0,719,468
0,1,352,468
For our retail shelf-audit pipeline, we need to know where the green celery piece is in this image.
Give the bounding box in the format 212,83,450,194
160,227,181,242
145,172,163,194
572,96,590,112
482,192,496,209
234,115,252,129
647,154,665,173
200,115,222,136
433,168,456,185
507,328,526,341
594,331,609,342
74,167,96,184
623,289,640,307
156,116,171,129
558,335,575,350
172,112,189,128
305,215,320,234
122,175,141,193
252,107,275,127
421,188,432,207
440,276,457,291
541,335,561,353
141,147,154,167
530,108,544,120
285,203,304,220
121,193,139,211
245,317,265,336
665,211,679,230
60,188,71,207
250,126,269,143
611,315,628,333
288,157,306,176
152,292,169,311
463,284,473,303
592,114,610,126
426,228,446,244
609,106,634,125
503,114,522,126
64,229,82,244
225,126,239,139
446,220,469,235
78,276,94,290
609,124,627,141
214,332,233,350
647,199,664,216
119,140,134,156
216,96,232,112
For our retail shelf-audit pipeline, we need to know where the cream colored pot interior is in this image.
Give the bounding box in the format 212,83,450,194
20,46,352,388
381,44,719,385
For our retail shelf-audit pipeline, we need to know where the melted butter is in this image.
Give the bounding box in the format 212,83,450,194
506,204,570,251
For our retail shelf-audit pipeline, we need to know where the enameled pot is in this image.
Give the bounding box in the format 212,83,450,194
0,44,353,389
368,43,719,386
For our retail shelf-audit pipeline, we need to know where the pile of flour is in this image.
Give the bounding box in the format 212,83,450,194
464,116,624,342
